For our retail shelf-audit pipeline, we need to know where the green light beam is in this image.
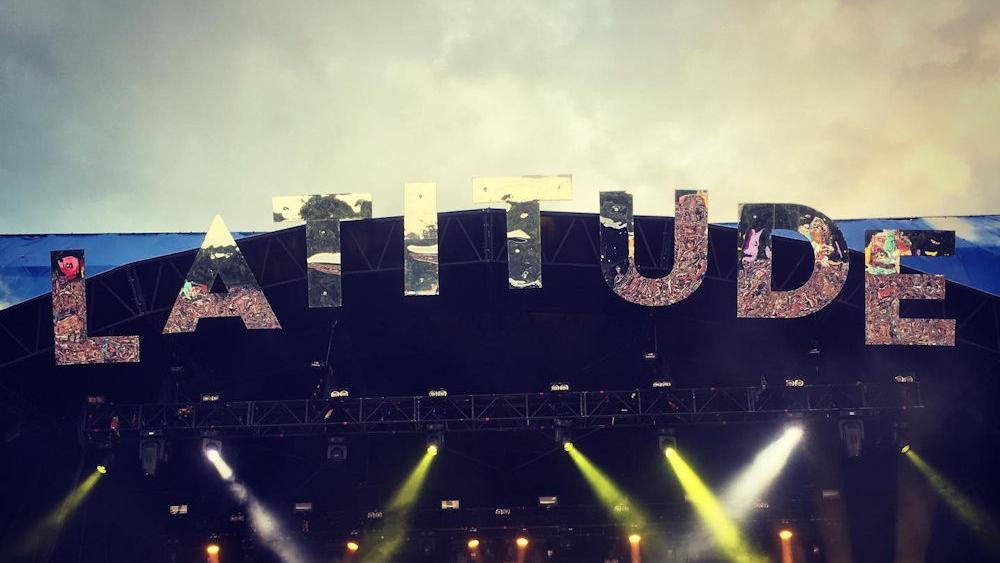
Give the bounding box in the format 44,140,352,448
362,449,437,563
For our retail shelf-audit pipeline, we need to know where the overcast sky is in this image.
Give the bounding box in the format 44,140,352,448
1,0,998,234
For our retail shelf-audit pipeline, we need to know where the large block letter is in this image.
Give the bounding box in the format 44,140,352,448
599,190,709,306
272,193,372,307
404,183,439,296
51,250,140,364
163,215,280,333
472,175,572,288
737,204,849,318
864,229,955,346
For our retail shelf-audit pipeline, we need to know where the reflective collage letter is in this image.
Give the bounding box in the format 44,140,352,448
599,190,709,306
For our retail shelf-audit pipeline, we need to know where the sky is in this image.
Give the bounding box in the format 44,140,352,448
0,0,998,234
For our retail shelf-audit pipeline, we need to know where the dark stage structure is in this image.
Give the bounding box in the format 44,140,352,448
1,210,999,562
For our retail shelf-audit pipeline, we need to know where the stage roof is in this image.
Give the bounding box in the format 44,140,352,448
2,215,998,310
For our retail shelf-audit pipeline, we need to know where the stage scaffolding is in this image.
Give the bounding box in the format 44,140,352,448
82,383,920,442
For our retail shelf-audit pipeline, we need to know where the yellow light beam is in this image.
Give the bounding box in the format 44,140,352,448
565,443,650,529
363,449,437,563
12,469,103,556
906,450,1000,554
664,448,768,563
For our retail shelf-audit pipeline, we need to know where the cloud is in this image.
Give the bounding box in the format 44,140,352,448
0,0,997,234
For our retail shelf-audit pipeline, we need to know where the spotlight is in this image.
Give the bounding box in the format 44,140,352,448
784,379,805,388
346,540,360,552
563,441,574,452
96,465,107,475
206,543,221,555
901,444,911,454
516,536,529,548
202,437,222,455
467,538,480,550
628,533,642,545
658,428,677,453
550,382,571,392
426,424,444,453
779,529,793,541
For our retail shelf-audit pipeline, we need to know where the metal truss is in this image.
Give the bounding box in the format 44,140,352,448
82,383,921,442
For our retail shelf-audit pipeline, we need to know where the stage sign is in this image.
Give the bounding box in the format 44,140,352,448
737,204,850,318
162,215,281,334
864,229,956,346
49,177,963,365
51,250,140,364
272,193,373,307
599,190,709,306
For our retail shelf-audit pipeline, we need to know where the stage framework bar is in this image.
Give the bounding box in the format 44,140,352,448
82,383,921,441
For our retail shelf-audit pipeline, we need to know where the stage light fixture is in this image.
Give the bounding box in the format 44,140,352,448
629,533,642,545
96,464,107,474
139,438,165,477
538,496,558,507
516,536,529,548
329,388,350,398
550,382,570,392
441,499,460,510
652,379,673,388
895,374,916,383
206,543,220,555
202,437,222,455
346,540,360,552
563,441,574,452
428,388,448,397
838,419,864,458
901,444,911,454
467,538,480,550
327,436,348,463
779,529,793,541
658,428,677,453
426,424,445,454
200,393,221,402
784,379,805,388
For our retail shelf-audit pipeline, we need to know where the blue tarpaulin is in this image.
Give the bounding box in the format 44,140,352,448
0,232,255,309
1,215,998,309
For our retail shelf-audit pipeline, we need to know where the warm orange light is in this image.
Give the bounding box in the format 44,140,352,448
516,536,529,548
779,529,793,541
346,541,360,552
206,543,220,555
467,538,481,550
629,533,642,545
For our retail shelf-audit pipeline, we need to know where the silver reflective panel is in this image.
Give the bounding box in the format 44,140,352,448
51,250,140,364
403,183,439,296
472,175,572,288
163,215,281,333
272,193,373,307
599,190,708,306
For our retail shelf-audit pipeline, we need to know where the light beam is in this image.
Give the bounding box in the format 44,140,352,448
664,448,767,563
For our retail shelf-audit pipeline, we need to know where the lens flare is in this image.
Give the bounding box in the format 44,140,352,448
664,448,767,563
